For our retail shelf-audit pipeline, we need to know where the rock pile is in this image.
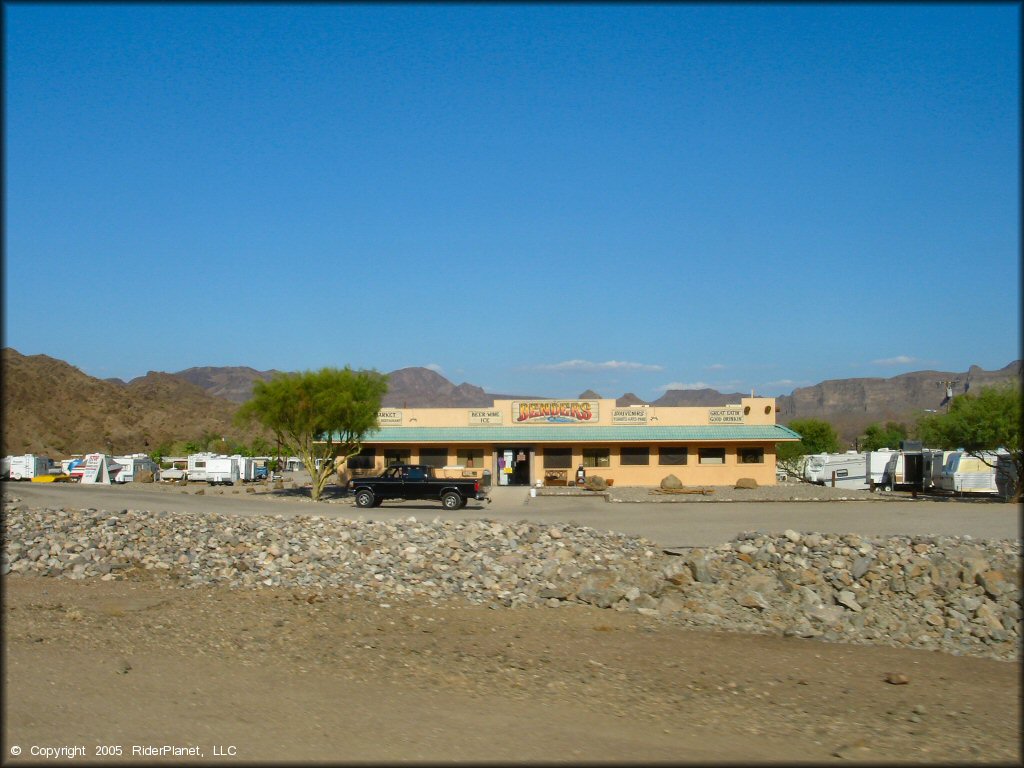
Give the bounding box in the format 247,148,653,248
2,503,1019,661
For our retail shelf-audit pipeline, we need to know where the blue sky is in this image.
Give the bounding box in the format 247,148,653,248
4,3,1020,400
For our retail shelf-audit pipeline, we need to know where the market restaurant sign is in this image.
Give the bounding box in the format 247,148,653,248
377,409,403,426
612,407,649,425
513,400,598,423
708,407,744,424
469,409,502,425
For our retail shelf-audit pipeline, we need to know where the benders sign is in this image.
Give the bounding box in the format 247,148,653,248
513,401,598,423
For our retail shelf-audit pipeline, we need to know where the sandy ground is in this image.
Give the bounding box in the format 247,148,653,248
2,480,1021,764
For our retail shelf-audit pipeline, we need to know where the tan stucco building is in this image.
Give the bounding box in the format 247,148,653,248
339,397,800,488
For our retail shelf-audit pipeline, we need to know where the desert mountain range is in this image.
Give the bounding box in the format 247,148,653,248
2,347,1019,457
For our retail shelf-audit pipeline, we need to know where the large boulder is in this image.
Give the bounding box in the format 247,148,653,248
584,475,608,491
735,477,758,489
660,474,683,490
135,469,155,483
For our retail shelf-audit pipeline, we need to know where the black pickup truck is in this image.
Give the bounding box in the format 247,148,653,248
347,464,490,509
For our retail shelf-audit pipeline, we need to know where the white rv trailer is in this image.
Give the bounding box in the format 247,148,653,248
113,454,159,483
802,454,827,484
938,451,1003,495
5,454,51,480
879,447,933,492
205,456,240,485
923,449,959,491
186,452,220,482
865,449,895,489
232,455,258,482
804,452,872,490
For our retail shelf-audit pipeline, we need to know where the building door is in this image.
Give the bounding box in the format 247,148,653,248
496,447,532,486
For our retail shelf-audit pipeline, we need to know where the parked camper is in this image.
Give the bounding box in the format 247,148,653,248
187,452,220,482
805,452,872,490
206,456,240,485
923,449,959,491
5,454,51,480
232,455,258,482
802,454,827,484
939,451,1002,495
880,445,928,492
113,454,159,483
865,449,895,489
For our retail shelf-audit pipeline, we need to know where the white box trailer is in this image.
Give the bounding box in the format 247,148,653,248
865,450,895,489
186,452,220,482
805,452,872,490
5,454,51,480
939,451,1002,495
113,455,160,482
206,456,240,485
232,455,258,482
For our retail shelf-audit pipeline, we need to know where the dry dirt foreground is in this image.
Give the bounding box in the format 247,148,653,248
3,572,1020,765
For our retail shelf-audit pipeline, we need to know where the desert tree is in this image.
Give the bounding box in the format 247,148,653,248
235,367,388,502
860,421,908,451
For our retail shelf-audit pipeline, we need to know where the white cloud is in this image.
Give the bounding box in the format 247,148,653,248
424,363,444,373
705,363,726,371
534,359,663,372
656,381,710,391
871,355,920,366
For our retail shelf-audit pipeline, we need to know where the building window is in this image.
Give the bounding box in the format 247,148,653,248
698,447,726,465
583,448,610,468
542,448,572,469
739,447,764,464
418,448,448,467
347,448,376,470
620,447,650,465
384,450,411,466
659,447,688,465
456,449,484,468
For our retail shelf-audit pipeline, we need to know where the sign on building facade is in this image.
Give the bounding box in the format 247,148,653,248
512,401,598,423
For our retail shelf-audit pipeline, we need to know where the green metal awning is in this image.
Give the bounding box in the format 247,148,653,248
338,425,802,444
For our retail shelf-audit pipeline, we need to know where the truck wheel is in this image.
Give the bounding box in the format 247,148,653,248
355,489,374,508
441,492,462,510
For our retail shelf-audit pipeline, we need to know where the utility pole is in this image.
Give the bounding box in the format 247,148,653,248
936,379,960,412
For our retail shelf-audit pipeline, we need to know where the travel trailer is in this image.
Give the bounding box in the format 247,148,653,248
923,449,959,491
938,451,1003,495
880,443,927,492
4,454,51,480
186,452,220,482
205,456,240,485
804,452,872,490
866,449,895,489
113,454,160,483
232,455,258,482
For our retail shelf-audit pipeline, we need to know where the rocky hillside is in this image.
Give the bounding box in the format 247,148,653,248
776,361,1022,442
163,366,280,403
0,349,268,457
